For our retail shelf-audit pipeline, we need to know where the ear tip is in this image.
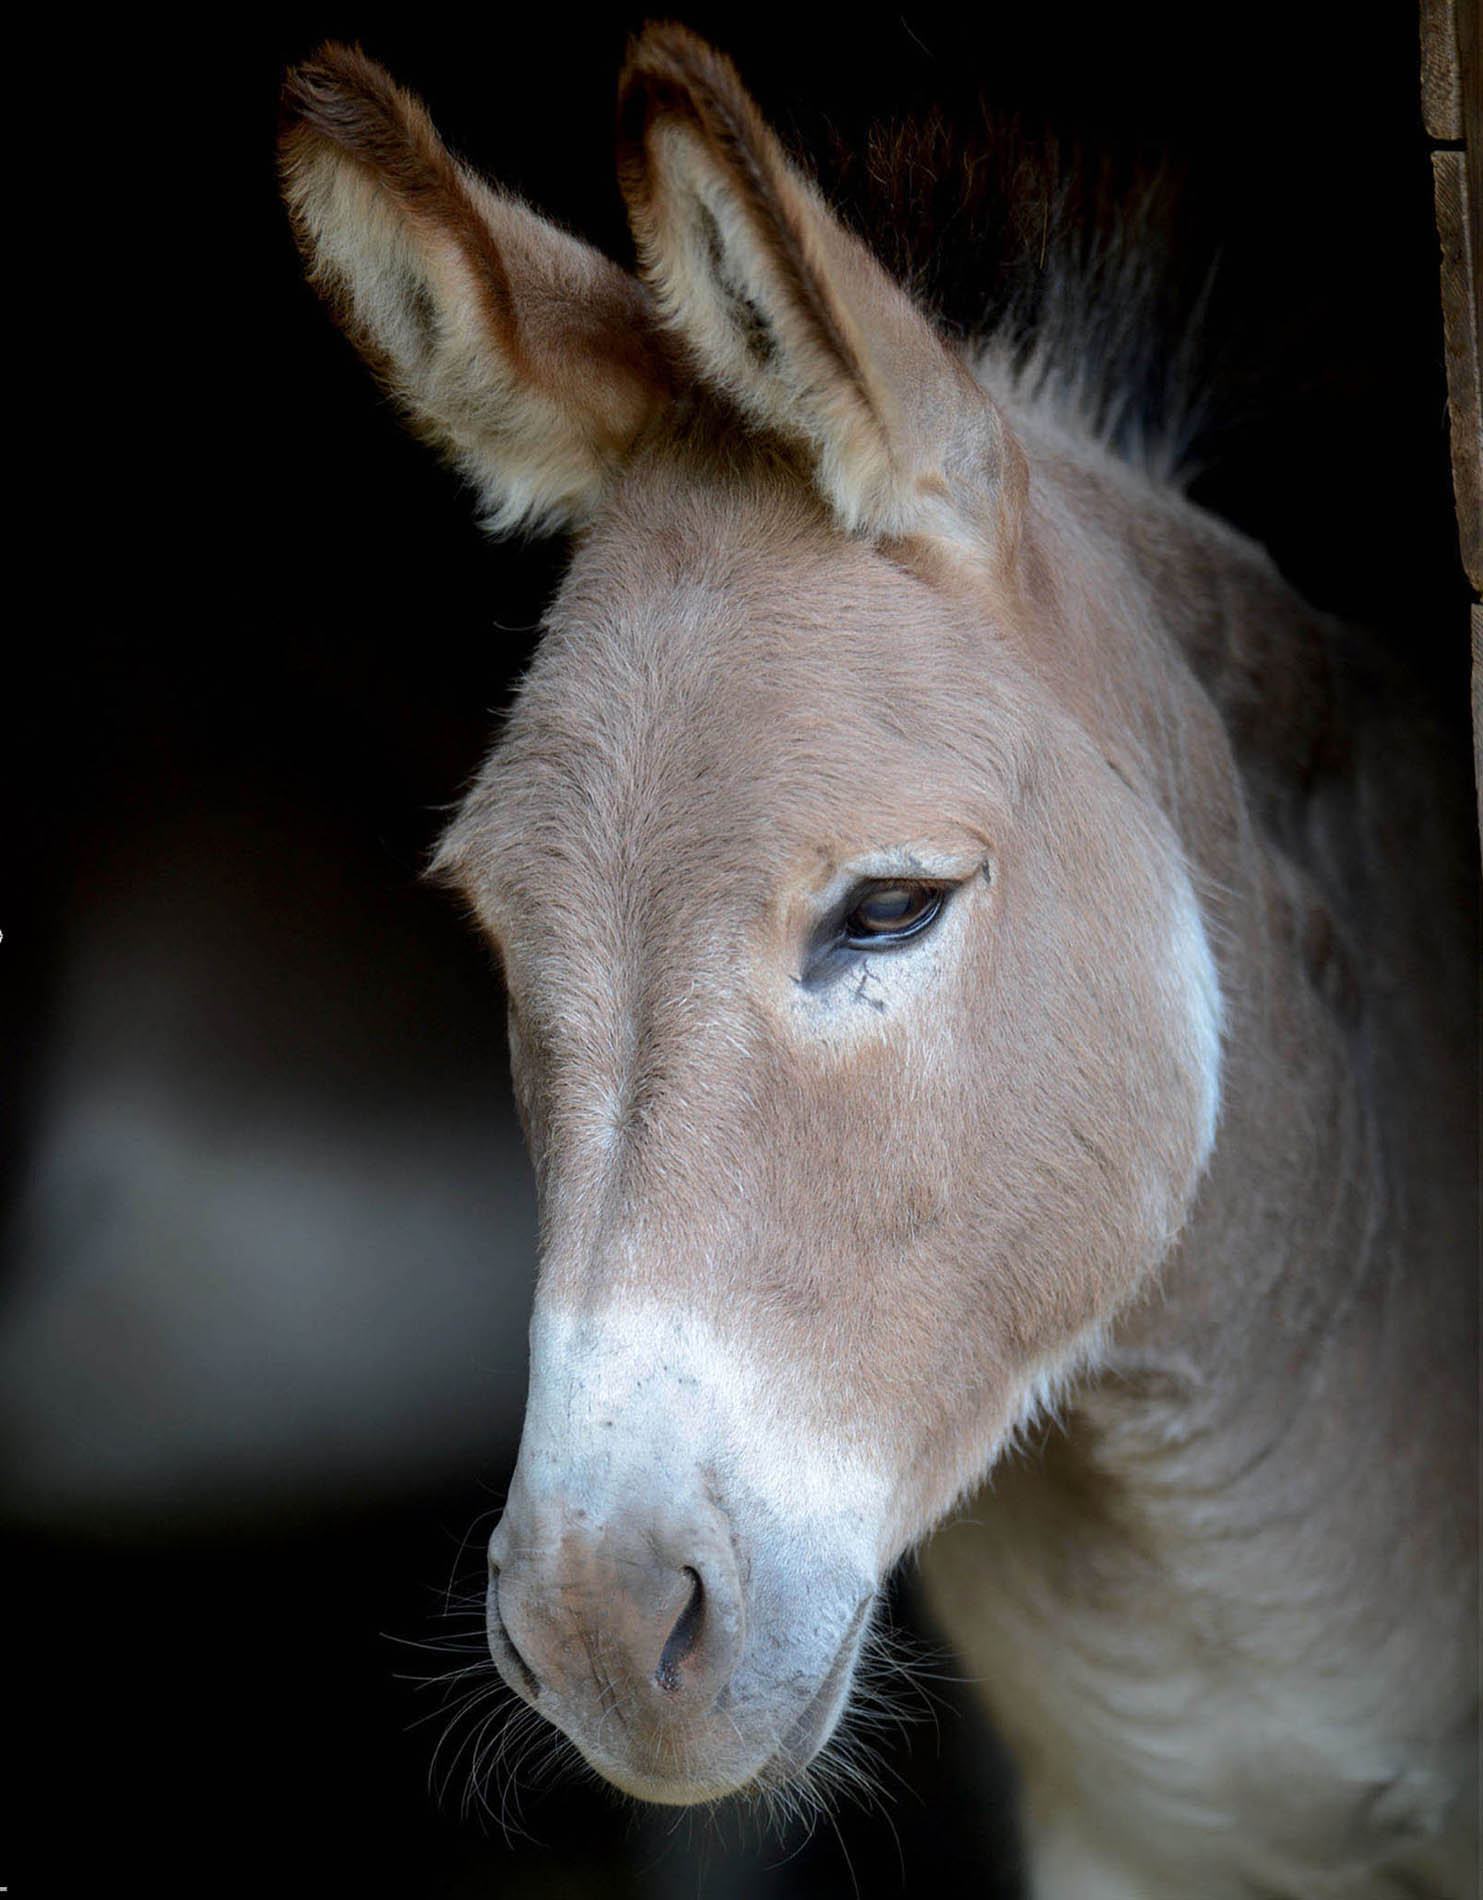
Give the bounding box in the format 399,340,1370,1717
279,41,401,149
618,20,751,125
622,19,720,74
279,40,444,202
282,39,372,107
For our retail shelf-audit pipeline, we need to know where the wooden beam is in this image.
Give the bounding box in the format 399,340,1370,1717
1433,149,1483,593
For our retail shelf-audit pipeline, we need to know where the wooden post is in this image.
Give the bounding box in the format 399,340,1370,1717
1421,0,1482,836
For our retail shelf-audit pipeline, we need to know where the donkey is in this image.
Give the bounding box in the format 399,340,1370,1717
281,28,1478,1898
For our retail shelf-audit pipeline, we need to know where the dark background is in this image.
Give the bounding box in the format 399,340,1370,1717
6,6,1472,1895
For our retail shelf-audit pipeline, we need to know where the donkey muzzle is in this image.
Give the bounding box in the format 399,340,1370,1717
487,1497,748,1787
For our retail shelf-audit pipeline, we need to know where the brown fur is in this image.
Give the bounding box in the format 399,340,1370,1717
284,27,1477,1896
281,42,675,533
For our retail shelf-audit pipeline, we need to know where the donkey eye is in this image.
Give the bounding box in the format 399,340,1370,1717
840,881,946,949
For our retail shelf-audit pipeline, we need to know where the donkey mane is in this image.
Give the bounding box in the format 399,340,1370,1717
815,111,1217,485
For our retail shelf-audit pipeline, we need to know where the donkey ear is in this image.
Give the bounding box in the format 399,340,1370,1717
281,44,673,535
617,26,1025,558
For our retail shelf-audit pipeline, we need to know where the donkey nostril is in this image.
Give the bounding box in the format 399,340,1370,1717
654,1566,705,1693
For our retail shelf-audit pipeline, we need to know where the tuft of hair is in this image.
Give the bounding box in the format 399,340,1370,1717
818,111,1223,488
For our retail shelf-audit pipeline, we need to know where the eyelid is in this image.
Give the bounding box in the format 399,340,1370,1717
816,843,989,910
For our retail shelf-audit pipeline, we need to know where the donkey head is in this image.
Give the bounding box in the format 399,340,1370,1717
282,28,1221,1803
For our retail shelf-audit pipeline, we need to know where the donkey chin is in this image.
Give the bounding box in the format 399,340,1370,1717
482,1303,886,1803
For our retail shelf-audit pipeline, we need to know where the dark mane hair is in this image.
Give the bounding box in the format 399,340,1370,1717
818,109,1220,484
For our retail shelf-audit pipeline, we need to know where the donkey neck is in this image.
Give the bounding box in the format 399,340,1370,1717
1008,420,1336,849
1032,434,1470,1530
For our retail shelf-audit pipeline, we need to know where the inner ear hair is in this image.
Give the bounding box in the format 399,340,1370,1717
281,42,674,536
615,23,1025,562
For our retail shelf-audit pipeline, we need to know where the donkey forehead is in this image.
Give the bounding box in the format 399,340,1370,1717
443,461,1034,929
